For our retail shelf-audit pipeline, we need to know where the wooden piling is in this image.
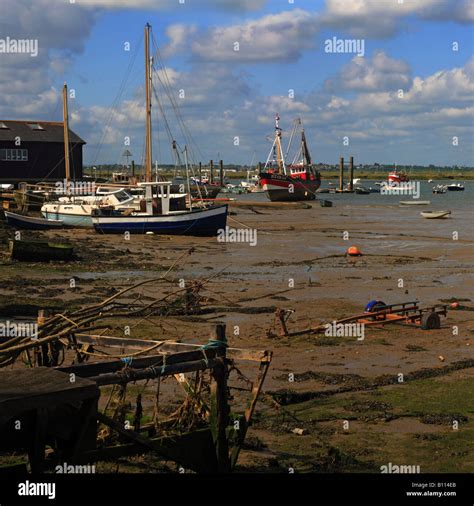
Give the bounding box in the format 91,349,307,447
339,157,344,191
199,162,202,183
349,156,354,191
210,160,214,184
209,324,230,472
219,160,224,187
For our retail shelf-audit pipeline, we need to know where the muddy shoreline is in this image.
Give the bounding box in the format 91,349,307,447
0,198,473,472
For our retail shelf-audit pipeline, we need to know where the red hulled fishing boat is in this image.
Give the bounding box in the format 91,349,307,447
258,115,321,201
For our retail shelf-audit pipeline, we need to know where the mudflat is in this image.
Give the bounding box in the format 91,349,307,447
0,197,472,472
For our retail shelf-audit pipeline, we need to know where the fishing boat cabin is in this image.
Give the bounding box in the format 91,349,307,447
0,120,85,184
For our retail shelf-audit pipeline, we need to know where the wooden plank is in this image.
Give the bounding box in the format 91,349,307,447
95,414,217,473
74,334,270,362
0,368,99,416
230,355,272,469
57,348,221,378
28,408,48,473
90,358,224,386
208,325,230,472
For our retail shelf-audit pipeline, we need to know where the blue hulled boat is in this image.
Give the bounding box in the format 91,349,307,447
92,182,227,236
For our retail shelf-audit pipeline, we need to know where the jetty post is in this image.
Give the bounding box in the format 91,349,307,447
349,156,354,191
219,160,224,187
339,157,344,191
209,324,230,472
210,160,214,184
199,162,202,183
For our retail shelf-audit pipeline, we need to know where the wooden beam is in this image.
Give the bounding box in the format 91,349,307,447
58,347,221,378
74,334,270,363
209,324,230,472
90,357,224,386
95,414,217,473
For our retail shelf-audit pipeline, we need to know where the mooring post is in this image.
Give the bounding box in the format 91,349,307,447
219,160,224,187
131,160,135,178
199,162,202,183
209,160,214,184
210,324,230,472
349,156,354,191
339,156,344,191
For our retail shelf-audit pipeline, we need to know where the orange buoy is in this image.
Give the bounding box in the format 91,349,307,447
347,246,362,256
450,302,459,309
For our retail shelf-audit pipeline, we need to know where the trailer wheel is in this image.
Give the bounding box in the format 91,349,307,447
421,312,440,330
365,300,387,312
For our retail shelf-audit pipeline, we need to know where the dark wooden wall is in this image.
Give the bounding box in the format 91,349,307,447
0,141,83,183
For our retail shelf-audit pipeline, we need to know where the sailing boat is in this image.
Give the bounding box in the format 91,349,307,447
92,24,227,236
258,116,321,201
40,84,136,227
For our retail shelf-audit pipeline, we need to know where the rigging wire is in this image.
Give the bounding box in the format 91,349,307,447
91,31,143,166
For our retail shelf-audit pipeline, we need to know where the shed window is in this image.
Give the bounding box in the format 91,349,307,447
0,148,28,161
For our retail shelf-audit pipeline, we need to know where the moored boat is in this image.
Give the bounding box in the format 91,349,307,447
446,183,464,191
399,200,430,206
259,116,321,201
92,182,227,236
420,210,451,219
4,211,65,230
9,239,74,262
41,188,137,227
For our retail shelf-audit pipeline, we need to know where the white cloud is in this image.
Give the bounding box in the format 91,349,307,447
75,0,266,10
192,9,320,62
326,51,412,92
162,24,197,58
322,0,474,38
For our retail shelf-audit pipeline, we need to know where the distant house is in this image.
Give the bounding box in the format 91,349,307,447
0,120,85,183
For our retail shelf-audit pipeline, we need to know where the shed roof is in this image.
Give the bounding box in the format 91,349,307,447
0,120,86,144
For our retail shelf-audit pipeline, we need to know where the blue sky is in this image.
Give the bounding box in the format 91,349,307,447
1,0,473,166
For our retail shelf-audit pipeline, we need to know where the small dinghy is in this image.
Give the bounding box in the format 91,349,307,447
4,210,65,230
399,200,430,206
319,199,333,207
446,183,464,191
420,210,451,219
9,240,74,262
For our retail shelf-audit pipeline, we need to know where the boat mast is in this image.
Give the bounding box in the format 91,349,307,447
274,114,286,174
301,128,311,166
184,146,193,211
144,23,153,182
62,83,71,183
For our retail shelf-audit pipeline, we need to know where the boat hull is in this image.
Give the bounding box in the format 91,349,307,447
9,240,74,262
92,205,228,236
259,172,320,202
4,211,64,230
42,211,93,227
420,211,451,219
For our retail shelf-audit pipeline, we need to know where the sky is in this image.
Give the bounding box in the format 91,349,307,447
0,0,473,167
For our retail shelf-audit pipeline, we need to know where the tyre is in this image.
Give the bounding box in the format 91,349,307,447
421,312,441,330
